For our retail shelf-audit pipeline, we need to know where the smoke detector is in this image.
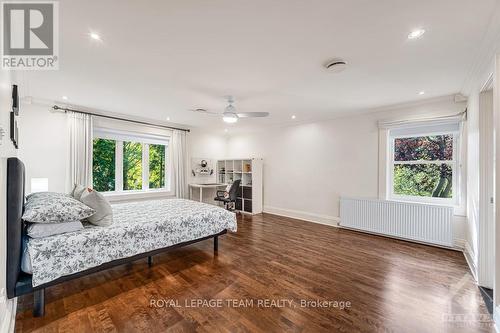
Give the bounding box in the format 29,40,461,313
324,58,348,73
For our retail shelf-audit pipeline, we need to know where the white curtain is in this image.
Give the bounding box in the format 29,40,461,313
68,112,93,189
172,130,188,198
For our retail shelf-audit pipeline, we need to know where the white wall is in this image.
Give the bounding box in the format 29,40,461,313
188,129,227,203
466,92,480,274
226,97,467,243
19,104,69,193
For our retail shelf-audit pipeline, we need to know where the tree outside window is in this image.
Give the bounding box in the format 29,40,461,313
123,141,142,190
92,137,168,192
93,138,116,192
392,134,455,201
149,144,166,189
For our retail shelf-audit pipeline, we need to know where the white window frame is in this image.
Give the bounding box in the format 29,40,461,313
388,128,460,206
92,127,173,199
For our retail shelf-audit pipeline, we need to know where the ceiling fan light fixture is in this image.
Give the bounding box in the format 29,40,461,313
223,113,238,123
225,104,236,113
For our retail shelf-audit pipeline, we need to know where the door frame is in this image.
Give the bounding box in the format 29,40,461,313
478,84,494,288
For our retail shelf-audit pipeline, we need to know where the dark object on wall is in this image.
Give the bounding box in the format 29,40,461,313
192,158,214,176
10,112,18,149
6,158,227,317
10,85,19,149
12,85,19,115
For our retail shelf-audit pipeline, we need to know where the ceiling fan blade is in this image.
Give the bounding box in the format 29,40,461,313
236,112,269,118
188,108,220,116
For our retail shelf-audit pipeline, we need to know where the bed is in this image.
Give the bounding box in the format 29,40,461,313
6,158,237,317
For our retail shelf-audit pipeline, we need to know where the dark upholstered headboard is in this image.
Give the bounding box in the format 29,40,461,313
6,157,25,299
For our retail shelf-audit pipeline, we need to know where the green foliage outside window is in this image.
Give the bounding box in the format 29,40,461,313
92,138,116,192
93,138,167,192
123,141,142,190
393,135,453,199
394,164,452,198
149,144,166,189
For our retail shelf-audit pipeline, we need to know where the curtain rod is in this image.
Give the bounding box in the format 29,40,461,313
52,105,190,132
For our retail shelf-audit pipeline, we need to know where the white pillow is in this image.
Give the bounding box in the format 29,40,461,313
80,189,113,226
72,184,86,201
27,221,84,238
22,192,95,223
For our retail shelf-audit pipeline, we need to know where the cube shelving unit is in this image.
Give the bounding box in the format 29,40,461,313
216,158,263,214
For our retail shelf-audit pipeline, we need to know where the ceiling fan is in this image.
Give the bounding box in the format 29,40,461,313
189,96,269,123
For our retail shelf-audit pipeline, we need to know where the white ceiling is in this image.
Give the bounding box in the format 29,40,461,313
22,0,498,131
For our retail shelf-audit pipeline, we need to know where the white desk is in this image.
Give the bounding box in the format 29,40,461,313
189,183,227,202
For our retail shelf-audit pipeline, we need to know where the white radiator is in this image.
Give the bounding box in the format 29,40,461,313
340,198,453,247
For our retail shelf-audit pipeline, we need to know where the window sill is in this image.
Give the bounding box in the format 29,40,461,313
103,189,175,203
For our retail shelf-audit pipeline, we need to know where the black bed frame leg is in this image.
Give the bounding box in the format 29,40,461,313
214,235,219,253
148,256,153,267
33,288,45,317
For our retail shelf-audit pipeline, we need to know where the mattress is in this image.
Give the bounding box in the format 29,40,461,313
24,199,237,287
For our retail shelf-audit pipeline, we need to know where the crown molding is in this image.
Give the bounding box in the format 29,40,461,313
224,94,463,137
356,94,458,114
481,73,494,92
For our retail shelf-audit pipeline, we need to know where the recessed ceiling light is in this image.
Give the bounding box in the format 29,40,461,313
291,115,296,119
408,29,425,40
89,32,101,41
62,96,68,100
419,91,425,95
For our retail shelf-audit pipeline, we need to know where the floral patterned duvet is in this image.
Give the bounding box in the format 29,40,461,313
26,199,237,287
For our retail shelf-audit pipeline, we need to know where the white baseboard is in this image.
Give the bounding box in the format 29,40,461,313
494,305,500,333
454,238,466,249
263,206,340,227
463,241,478,281
0,293,17,333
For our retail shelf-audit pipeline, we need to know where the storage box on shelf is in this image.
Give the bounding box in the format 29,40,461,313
216,158,263,214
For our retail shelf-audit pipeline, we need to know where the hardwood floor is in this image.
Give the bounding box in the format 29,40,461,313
16,213,493,332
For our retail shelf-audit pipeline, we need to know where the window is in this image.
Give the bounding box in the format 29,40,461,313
92,128,170,193
388,124,459,205
92,138,116,192
149,144,166,189
123,141,143,190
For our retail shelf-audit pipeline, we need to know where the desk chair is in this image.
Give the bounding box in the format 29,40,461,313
214,179,241,211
